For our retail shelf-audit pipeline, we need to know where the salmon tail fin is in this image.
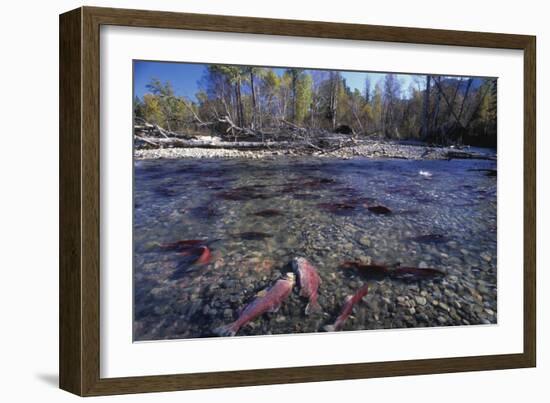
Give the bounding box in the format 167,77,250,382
305,300,322,316
213,322,239,337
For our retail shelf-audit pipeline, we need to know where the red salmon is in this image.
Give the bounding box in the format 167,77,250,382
390,266,445,280
160,239,207,251
215,273,296,337
324,283,369,332
194,246,211,265
292,257,322,315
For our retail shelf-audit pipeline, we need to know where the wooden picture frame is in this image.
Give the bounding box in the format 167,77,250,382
59,6,536,396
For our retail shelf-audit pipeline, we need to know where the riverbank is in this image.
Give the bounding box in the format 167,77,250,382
134,140,495,161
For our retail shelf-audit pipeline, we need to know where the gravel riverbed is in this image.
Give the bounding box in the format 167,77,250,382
133,156,497,340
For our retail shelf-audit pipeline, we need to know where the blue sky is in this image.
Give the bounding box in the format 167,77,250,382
134,60,420,101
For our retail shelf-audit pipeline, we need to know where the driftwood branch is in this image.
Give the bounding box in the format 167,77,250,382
446,150,496,161
134,118,197,140
179,97,205,125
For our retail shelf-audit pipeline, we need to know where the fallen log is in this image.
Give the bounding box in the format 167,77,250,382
134,119,197,140
133,134,361,152
445,150,496,161
134,136,301,150
134,135,161,148
281,119,307,133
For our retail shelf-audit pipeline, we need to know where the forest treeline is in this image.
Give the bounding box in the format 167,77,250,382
134,65,497,147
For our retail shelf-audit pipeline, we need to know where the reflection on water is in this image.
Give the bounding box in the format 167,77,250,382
133,156,497,340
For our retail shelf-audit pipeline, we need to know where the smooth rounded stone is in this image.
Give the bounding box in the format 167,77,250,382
438,302,451,312
415,312,430,322
408,307,416,315
483,301,497,312
408,284,420,292
465,257,479,267
472,304,484,314
142,241,161,252
345,225,360,234
275,316,286,323
448,275,458,283
470,289,484,303
480,252,492,262
444,289,455,299
366,296,380,311
448,256,461,265
357,255,372,264
223,308,233,319
242,276,255,286
359,236,371,247
437,316,447,325
449,311,461,322
477,283,490,295
339,242,353,251
415,296,427,306
484,308,495,316
349,280,359,288
286,236,298,245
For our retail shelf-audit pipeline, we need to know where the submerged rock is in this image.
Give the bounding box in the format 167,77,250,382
359,236,371,247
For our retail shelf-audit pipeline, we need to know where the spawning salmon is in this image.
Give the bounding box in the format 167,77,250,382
324,283,369,332
292,257,322,315
214,273,295,337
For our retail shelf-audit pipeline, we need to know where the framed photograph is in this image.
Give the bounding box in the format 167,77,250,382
59,6,536,396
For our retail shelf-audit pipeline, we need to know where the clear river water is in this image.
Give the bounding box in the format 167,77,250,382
133,155,497,341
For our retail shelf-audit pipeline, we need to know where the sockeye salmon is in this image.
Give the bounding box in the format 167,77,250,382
341,261,445,281
389,266,445,280
169,246,213,280
194,246,212,265
324,283,369,332
214,273,295,337
292,257,322,315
